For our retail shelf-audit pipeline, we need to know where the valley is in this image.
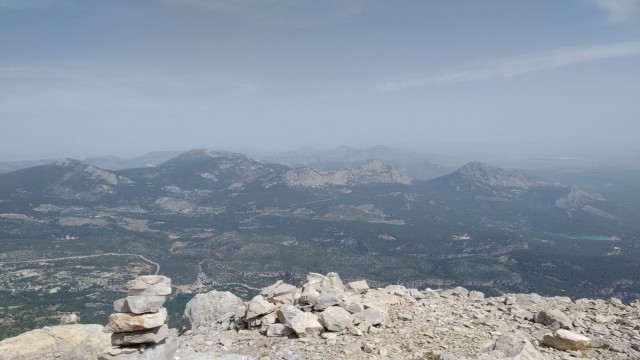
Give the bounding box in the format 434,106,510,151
0,149,639,340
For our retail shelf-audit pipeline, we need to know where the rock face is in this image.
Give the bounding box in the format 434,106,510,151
0,324,111,360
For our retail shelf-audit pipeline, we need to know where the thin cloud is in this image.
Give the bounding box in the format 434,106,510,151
377,41,640,92
162,0,294,13
595,0,640,23
0,0,57,9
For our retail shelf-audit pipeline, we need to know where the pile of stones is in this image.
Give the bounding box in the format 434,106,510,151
178,272,640,360
182,272,395,338
105,275,172,350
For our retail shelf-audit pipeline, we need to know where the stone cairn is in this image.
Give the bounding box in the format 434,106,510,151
105,275,172,349
183,272,392,338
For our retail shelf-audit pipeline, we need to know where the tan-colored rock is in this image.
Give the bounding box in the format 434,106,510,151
107,308,167,332
0,324,111,360
542,329,591,350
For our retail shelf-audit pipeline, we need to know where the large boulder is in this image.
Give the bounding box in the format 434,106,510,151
276,305,324,337
319,306,354,332
182,290,245,332
0,324,111,360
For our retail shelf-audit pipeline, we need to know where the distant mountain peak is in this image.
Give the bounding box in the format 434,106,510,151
282,161,412,188
54,158,85,167
162,149,248,166
452,162,560,189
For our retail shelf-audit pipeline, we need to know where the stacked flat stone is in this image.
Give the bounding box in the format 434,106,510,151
106,275,171,346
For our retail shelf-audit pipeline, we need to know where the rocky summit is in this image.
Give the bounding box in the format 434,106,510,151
1,272,640,360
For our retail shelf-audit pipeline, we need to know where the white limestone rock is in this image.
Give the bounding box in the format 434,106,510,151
276,305,324,337
542,329,591,350
0,324,111,360
313,292,342,311
126,276,171,297
114,296,165,314
182,291,245,332
319,306,354,332
345,280,369,294
353,308,387,326
487,331,547,360
246,296,277,319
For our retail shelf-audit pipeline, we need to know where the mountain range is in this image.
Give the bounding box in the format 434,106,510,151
0,148,638,339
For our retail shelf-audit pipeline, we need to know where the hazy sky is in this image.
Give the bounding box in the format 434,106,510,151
1,0,639,160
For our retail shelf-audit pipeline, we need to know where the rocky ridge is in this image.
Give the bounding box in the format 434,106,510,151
282,161,412,188
451,162,562,190
175,272,640,360
1,272,640,360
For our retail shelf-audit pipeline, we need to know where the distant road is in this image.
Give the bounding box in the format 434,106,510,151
0,253,160,275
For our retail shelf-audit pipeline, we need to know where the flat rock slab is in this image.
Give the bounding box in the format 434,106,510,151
98,337,178,360
111,324,169,346
127,276,171,296
542,329,591,350
114,296,166,314
107,308,167,333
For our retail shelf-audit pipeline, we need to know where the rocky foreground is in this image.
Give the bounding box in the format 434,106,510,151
1,272,639,360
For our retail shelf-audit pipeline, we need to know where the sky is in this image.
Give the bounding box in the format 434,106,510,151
1,0,639,160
